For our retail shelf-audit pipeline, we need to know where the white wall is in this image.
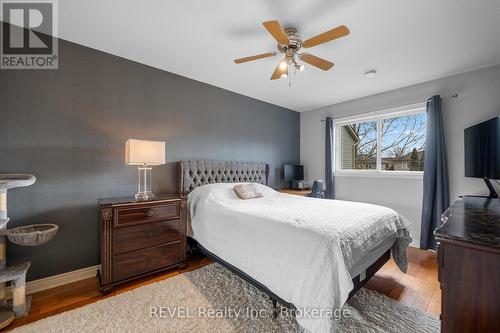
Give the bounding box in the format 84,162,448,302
300,65,500,246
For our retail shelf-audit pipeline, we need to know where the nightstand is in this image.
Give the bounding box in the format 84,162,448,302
277,189,312,196
98,194,187,293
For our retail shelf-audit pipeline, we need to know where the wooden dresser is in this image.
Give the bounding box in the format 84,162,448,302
98,195,187,293
435,197,500,333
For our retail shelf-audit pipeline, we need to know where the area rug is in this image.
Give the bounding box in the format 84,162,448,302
12,263,439,332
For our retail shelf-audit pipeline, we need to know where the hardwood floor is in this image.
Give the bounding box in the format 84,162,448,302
364,246,441,315
4,247,439,331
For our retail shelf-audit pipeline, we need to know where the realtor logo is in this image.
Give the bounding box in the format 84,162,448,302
1,0,58,69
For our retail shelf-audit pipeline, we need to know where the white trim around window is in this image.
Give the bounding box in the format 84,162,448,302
333,102,426,179
335,170,424,179
333,101,427,126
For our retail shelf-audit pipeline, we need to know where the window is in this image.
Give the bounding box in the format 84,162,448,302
340,121,377,170
335,104,426,177
381,114,426,172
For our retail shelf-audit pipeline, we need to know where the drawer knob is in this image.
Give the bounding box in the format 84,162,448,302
146,209,154,217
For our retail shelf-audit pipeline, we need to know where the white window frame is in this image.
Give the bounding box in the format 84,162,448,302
333,102,426,179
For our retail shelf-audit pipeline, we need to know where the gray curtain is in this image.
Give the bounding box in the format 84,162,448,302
420,95,450,250
325,117,335,199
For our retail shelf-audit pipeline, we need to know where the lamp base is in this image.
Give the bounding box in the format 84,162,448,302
135,191,155,201
135,166,155,201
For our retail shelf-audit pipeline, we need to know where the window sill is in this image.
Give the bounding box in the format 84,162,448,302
335,171,424,180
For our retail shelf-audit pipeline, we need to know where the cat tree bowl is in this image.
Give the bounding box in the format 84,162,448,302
5,224,59,247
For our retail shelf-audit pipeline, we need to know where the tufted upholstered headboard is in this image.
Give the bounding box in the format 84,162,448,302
179,160,270,196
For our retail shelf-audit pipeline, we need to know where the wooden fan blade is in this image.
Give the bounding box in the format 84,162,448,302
299,53,334,71
271,61,287,80
303,25,350,48
234,52,276,64
262,21,289,45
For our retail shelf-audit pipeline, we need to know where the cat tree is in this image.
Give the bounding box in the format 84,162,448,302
0,175,58,329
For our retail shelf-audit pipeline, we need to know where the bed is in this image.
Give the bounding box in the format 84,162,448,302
180,160,412,333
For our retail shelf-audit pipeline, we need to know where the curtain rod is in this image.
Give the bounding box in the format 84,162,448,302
319,93,458,122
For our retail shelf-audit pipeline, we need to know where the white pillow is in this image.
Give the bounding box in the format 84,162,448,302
233,183,264,200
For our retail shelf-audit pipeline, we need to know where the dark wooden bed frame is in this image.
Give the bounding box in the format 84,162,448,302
179,160,390,313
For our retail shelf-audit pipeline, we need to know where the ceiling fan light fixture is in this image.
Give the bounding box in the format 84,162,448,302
235,20,350,84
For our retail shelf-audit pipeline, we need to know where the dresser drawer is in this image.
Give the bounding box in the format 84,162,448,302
113,219,181,254
113,242,181,282
115,202,179,227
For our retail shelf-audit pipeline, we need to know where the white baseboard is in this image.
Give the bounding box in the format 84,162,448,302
26,265,101,295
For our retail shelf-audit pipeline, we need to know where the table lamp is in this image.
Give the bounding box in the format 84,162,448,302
125,139,165,200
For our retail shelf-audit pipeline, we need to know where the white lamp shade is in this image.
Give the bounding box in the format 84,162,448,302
125,139,166,166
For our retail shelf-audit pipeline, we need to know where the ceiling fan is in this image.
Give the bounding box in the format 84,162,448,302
234,20,350,82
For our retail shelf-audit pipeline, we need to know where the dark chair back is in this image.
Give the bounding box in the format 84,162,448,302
308,180,324,198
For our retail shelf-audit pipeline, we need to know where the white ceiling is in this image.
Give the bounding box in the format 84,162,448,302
58,0,500,112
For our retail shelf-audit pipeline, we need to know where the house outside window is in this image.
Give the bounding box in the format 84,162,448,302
334,103,426,178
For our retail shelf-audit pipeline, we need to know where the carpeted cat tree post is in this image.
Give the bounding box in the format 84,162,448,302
0,175,58,329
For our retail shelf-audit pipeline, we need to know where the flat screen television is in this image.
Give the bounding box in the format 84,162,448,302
283,164,304,182
464,116,500,197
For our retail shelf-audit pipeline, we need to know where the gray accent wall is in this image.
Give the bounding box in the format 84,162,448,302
301,65,500,246
0,39,300,280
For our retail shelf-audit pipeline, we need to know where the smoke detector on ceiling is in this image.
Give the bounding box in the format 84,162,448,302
364,69,377,78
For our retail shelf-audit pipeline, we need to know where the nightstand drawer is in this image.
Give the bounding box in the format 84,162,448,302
113,219,181,254
115,202,179,227
113,242,181,282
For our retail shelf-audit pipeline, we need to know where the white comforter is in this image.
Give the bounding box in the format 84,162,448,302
189,183,412,333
